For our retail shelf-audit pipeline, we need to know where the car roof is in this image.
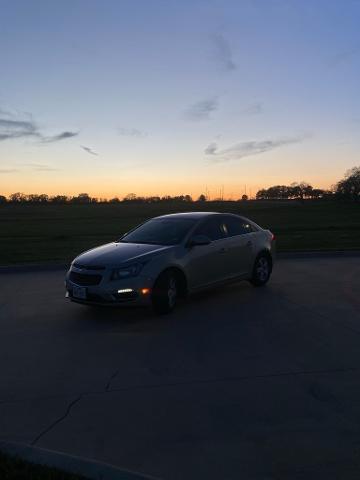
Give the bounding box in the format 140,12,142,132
153,212,261,229
155,211,220,220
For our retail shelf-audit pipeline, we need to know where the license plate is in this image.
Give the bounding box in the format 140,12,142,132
72,285,87,299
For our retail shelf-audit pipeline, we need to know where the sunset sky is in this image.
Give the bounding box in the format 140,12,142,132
0,0,359,199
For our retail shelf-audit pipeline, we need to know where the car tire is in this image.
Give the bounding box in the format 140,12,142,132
250,253,272,287
152,270,178,314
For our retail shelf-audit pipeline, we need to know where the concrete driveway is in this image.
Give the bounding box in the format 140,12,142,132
1,255,360,479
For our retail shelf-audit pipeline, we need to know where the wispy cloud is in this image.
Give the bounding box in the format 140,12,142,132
205,136,307,163
210,33,236,72
18,163,59,171
0,109,78,143
81,145,99,156
204,142,218,155
0,168,19,174
0,163,59,173
41,131,78,143
185,97,218,121
241,102,263,115
118,127,147,138
0,118,39,141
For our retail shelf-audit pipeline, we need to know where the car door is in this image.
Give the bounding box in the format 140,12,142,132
221,215,255,277
185,216,230,289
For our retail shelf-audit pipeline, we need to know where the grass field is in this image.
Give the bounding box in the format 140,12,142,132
0,200,359,265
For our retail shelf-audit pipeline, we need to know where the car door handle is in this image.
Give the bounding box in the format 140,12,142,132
218,247,228,254
246,241,252,247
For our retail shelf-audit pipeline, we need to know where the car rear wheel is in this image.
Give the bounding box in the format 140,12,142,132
250,253,272,286
152,270,178,314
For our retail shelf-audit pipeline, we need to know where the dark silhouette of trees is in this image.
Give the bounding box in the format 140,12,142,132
335,167,360,201
123,193,137,201
70,193,98,204
27,194,49,203
0,195,6,203
197,194,206,202
50,195,69,203
9,192,27,202
256,183,328,200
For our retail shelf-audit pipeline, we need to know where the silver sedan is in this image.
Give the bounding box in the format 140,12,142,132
65,212,275,313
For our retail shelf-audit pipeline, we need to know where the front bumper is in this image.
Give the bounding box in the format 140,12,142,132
65,271,154,307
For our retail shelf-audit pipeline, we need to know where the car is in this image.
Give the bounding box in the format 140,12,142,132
65,212,275,314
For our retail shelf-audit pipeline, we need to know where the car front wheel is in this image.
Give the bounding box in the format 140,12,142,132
250,254,272,286
152,270,178,314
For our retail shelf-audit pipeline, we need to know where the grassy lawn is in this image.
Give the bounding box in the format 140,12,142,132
0,451,88,480
0,200,359,265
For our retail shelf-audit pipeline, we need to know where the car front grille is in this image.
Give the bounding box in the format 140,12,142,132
69,271,102,286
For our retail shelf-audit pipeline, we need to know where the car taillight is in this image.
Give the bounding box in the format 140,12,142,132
271,232,275,241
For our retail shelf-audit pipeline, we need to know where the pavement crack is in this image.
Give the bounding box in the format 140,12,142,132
105,369,120,391
3,366,360,408
31,394,82,446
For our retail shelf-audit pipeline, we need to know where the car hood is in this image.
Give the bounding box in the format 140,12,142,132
74,242,173,267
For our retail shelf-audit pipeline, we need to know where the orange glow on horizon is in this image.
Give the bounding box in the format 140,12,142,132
0,175,337,200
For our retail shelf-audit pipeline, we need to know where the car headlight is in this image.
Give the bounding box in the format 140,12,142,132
110,262,145,281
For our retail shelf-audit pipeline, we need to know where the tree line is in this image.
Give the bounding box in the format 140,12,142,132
0,166,359,204
256,167,360,201
256,183,329,200
0,192,203,204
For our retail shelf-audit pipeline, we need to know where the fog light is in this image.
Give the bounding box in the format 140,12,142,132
141,288,150,295
118,288,133,293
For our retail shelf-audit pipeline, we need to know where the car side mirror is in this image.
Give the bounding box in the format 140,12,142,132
188,234,212,247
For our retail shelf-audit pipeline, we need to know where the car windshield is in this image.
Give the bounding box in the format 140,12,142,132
118,218,196,246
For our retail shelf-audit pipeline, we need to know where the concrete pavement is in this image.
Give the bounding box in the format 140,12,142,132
0,256,360,479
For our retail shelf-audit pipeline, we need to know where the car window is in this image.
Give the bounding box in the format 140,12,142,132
119,218,196,245
223,216,255,236
193,217,227,241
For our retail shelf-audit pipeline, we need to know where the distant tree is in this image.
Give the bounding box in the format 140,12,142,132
27,194,49,203
293,182,313,200
108,197,120,203
9,192,26,203
241,194,249,201
336,167,360,201
184,195,193,202
256,189,268,200
148,196,161,203
0,195,7,203
71,193,92,204
123,193,137,201
311,188,326,199
50,195,69,203
197,194,206,202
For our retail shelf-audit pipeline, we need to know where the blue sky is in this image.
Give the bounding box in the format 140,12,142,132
0,0,359,198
